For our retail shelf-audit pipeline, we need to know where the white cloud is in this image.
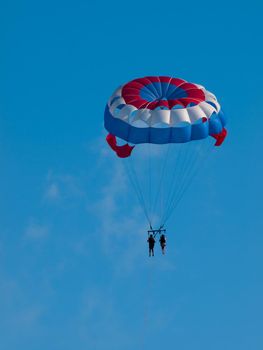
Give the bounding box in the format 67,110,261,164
44,171,85,204
25,221,49,239
76,287,131,349
12,306,44,328
0,275,45,335
87,148,151,272
44,183,60,200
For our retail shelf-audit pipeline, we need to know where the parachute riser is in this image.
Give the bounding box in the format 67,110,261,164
147,228,166,238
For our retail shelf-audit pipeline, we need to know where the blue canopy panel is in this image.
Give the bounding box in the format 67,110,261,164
104,104,226,145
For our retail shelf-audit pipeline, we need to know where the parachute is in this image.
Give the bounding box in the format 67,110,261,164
104,76,227,229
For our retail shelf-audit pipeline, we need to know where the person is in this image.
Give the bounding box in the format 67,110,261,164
159,234,166,255
147,234,155,257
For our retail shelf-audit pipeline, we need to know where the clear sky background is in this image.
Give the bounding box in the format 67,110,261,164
1,0,263,349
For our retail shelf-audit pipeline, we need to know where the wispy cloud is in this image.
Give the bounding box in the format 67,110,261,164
25,221,49,239
76,287,133,349
11,305,44,329
87,140,152,272
0,275,45,337
44,182,60,200
44,170,85,204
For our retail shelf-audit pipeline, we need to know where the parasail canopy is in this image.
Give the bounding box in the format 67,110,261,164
104,76,227,229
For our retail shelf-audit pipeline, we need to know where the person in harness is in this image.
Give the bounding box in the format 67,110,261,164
147,234,155,257
159,233,166,255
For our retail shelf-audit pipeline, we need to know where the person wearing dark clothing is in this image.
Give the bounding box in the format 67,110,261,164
159,234,166,255
147,234,155,257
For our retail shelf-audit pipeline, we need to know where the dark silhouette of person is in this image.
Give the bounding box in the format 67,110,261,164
159,234,166,255
147,234,155,257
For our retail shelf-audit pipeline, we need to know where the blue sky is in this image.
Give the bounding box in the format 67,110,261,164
1,0,263,349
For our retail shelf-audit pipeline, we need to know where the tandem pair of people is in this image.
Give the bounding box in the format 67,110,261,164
147,233,166,257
